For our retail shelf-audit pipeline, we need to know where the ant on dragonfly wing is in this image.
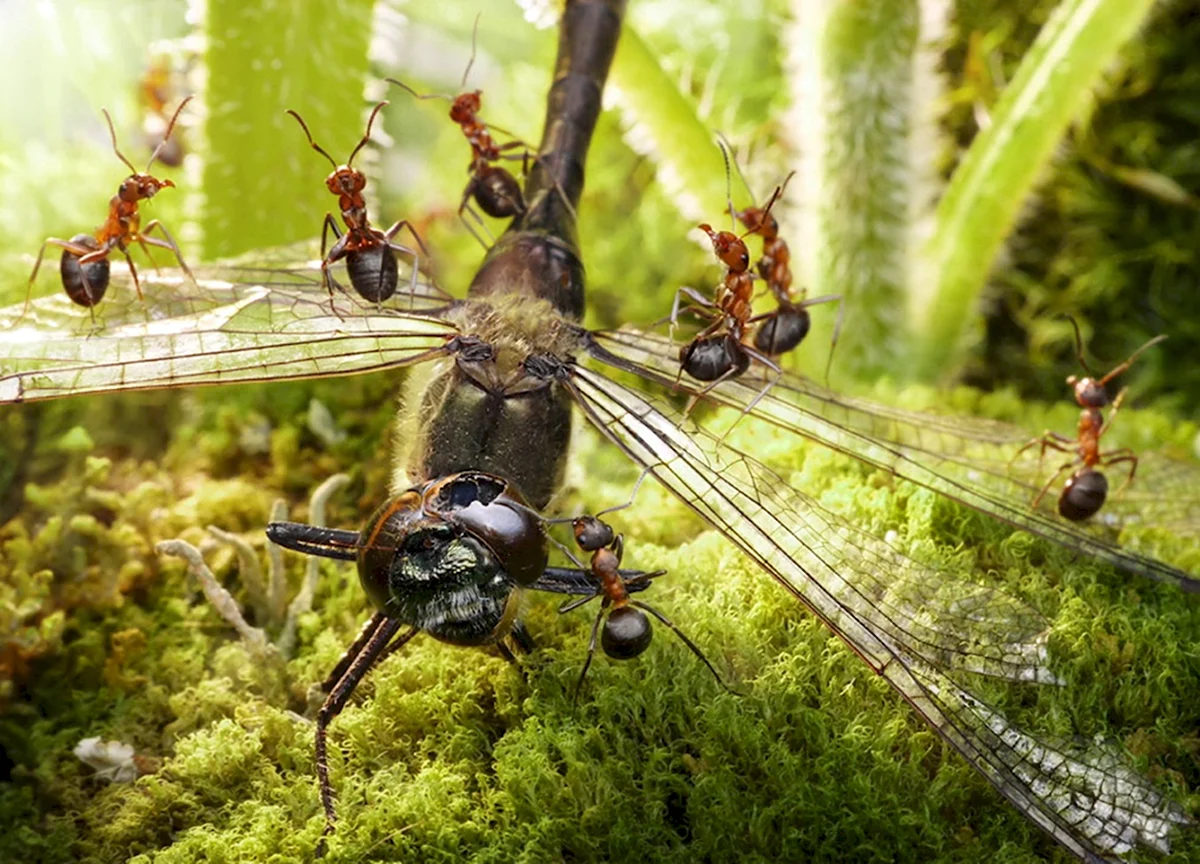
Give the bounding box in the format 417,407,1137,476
387,16,562,249
26,96,196,322
1013,317,1167,521
287,101,430,307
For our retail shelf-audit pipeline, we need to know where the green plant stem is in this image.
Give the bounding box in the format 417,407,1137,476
912,0,1158,381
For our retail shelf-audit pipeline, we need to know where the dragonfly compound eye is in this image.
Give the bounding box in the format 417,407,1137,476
753,304,811,356
60,235,110,307
601,606,652,659
680,333,751,382
1059,469,1108,521
425,471,548,587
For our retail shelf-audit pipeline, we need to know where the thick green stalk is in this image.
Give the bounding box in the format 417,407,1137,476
788,0,921,381
204,0,375,258
911,0,1158,381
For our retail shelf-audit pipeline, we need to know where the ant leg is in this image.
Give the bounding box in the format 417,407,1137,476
25,237,97,315
714,348,782,442
1101,449,1139,496
140,220,196,285
558,592,601,615
315,618,414,848
457,183,496,250
319,214,343,298
801,293,844,387
118,249,145,301
1031,459,1077,510
631,600,728,691
571,604,607,706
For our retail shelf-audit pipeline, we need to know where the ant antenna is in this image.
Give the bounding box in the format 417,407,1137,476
146,95,193,172
461,13,482,90
286,109,339,170
1100,333,1169,386
716,131,755,204
346,101,389,167
1064,314,1096,378
101,108,139,176
715,138,737,233
384,77,452,103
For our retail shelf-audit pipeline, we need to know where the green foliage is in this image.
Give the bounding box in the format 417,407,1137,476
918,0,1158,381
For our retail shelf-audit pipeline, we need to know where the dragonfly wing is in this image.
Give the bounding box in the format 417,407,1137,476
587,328,1200,591
565,362,1189,861
1,256,460,403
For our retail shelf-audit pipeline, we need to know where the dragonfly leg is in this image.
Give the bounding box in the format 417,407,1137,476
315,618,413,850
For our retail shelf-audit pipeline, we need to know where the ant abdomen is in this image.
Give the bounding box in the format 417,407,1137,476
346,244,399,304
754,304,811,356
1059,469,1108,521
680,333,750,382
472,164,525,219
60,235,110,307
601,606,653,659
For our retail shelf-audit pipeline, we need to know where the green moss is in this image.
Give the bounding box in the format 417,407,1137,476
2,374,1198,862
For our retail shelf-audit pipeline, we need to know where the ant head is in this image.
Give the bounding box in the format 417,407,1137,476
601,606,653,660
450,90,482,124
733,205,777,239
118,173,174,203
698,223,750,272
1069,375,1109,408
572,516,615,553
324,166,366,198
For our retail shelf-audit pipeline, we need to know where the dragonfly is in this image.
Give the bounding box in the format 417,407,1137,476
0,1,1194,860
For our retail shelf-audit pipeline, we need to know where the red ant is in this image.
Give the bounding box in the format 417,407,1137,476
287,101,427,305
730,172,840,359
26,97,195,320
386,17,532,248
1014,317,1166,521
554,514,725,703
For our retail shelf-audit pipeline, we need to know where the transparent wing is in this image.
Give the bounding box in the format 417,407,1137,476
585,328,1200,591
1,249,461,403
565,361,1190,862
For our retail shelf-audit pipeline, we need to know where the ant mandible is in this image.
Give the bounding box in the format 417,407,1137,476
26,96,196,320
1014,317,1167,521
386,16,531,248
287,101,427,305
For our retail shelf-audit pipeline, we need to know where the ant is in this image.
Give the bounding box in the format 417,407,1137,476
26,96,195,320
287,101,428,305
730,172,841,361
671,145,788,396
555,514,726,703
1013,317,1167,521
386,17,533,248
